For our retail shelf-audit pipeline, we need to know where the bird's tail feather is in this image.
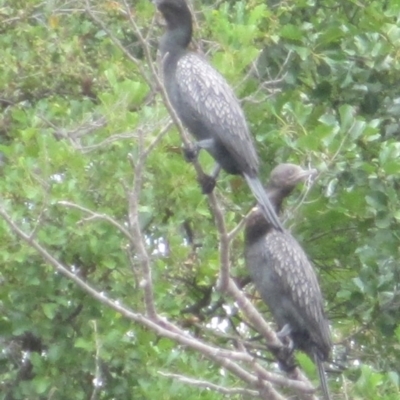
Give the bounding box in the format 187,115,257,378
314,352,331,400
243,174,284,232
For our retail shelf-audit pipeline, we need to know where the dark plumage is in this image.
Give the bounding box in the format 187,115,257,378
154,0,283,231
244,164,332,400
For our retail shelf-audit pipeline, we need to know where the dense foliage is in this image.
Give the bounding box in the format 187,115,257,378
1,0,400,399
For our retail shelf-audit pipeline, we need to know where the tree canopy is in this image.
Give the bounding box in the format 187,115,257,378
1,0,400,399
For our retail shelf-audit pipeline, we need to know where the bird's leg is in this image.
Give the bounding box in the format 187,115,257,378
276,323,292,338
198,163,220,194
266,324,297,371
197,138,215,151
182,139,215,163
182,138,220,194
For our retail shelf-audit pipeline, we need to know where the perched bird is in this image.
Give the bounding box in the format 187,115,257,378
244,164,332,400
154,0,283,231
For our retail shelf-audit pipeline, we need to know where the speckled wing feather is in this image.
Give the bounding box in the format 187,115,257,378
176,52,259,173
264,230,331,355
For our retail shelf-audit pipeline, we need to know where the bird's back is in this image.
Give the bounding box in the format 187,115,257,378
163,51,259,176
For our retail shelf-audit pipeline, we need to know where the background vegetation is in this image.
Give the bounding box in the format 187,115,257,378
1,0,400,398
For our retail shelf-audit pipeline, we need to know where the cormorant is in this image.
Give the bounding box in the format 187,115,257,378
154,0,284,232
244,163,332,400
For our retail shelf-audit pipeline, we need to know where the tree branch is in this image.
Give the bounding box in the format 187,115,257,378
158,371,259,397
57,201,134,243
128,123,157,318
0,204,314,399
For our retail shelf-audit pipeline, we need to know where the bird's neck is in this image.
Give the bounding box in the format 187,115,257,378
244,208,272,245
266,186,289,215
160,11,192,56
244,186,291,244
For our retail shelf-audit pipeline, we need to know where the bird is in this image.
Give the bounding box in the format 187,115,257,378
244,163,332,400
154,0,284,232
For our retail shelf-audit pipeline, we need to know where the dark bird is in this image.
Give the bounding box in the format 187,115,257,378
154,0,283,231
244,163,332,400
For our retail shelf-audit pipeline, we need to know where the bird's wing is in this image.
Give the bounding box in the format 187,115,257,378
176,52,259,172
264,230,331,353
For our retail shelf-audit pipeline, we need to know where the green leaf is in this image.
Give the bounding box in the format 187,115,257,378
32,376,51,394
280,24,303,41
42,303,58,320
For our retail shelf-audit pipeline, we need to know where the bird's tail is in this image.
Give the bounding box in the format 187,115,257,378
243,174,284,232
314,351,331,400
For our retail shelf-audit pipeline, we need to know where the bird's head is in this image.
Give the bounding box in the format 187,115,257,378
245,164,317,238
153,0,191,26
267,163,317,195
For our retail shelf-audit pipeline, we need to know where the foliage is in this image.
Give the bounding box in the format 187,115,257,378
1,0,400,399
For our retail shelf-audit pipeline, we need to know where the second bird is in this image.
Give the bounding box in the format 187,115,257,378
154,0,283,231
245,163,332,400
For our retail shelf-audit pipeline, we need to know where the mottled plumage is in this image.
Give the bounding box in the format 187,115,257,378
155,0,283,231
244,163,331,400
175,53,258,175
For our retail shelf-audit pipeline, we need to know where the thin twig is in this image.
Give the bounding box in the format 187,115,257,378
57,201,133,243
89,320,101,400
128,122,157,318
227,208,253,241
207,192,230,291
28,178,51,240
158,371,259,397
76,132,138,153
143,120,173,158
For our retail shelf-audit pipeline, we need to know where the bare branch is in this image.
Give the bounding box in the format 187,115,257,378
158,371,259,397
142,120,174,158
57,201,133,244
128,123,157,318
76,131,138,153
39,113,107,145
227,208,253,241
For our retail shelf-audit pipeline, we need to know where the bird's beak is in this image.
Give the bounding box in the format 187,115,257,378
296,168,318,183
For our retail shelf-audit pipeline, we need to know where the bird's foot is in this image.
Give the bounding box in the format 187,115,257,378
267,343,297,373
277,354,297,373
182,143,199,163
276,324,295,354
198,174,216,194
